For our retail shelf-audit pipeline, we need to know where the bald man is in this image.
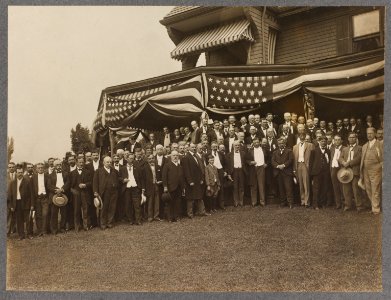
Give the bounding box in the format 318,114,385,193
93,156,120,229
360,127,383,214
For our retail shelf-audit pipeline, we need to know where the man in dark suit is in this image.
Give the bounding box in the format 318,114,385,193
305,119,317,141
335,119,348,144
329,134,344,209
31,162,50,236
143,154,161,222
279,124,295,149
310,136,331,209
70,157,93,231
266,113,278,136
48,159,70,234
259,119,270,140
118,153,144,225
182,143,207,218
162,150,185,222
349,117,364,145
224,127,237,154
226,141,248,207
208,141,226,210
246,138,268,207
272,138,294,208
245,126,260,146
7,162,17,236
7,165,34,240
154,144,167,219
93,156,119,229
124,135,142,153
278,112,297,136
190,120,202,145
208,120,224,144
338,132,366,211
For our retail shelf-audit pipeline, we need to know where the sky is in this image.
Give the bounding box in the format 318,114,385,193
8,6,184,163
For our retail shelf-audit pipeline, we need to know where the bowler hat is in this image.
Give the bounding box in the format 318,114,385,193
52,193,68,207
337,168,354,184
94,195,103,210
161,192,172,203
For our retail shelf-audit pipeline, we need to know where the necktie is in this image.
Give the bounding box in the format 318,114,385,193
348,146,353,161
300,142,304,146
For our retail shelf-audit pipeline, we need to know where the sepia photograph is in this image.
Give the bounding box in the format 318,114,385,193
4,3,387,296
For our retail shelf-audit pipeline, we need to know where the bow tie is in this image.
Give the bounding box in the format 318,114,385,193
235,151,239,153
115,164,119,166
57,171,62,174
321,148,326,150
78,168,82,171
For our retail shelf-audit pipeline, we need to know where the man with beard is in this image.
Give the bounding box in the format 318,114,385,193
143,154,161,222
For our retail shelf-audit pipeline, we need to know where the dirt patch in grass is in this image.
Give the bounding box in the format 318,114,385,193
7,205,382,292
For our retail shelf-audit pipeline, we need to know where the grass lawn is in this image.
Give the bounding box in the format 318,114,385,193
6,205,382,292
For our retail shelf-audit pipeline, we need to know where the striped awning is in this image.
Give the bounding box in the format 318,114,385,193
171,19,254,60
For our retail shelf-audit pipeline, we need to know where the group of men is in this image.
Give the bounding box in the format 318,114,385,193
7,112,384,240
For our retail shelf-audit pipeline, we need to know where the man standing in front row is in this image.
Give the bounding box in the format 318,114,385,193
272,138,294,208
162,151,184,222
293,134,314,208
338,132,365,212
7,165,34,240
93,156,119,229
31,163,50,236
360,127,383,214
226,141,247,207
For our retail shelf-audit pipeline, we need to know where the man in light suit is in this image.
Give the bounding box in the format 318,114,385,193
292,134,314,208
360,127,383,214
93,156,120,229
246,137,268,207
338,132,366,211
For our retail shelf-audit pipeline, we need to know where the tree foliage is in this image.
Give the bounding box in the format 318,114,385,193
70,123,94,154
7,136,14,162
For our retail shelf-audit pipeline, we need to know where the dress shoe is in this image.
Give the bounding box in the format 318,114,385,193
60,229,66,234
154,217,162,221
100,225,106,230
28,235,33,240
343,207,351,212
314,207,319,210
107,224,114,228
289,205,294,209
148,218,153,222
135,222,142,225
18,237,25,241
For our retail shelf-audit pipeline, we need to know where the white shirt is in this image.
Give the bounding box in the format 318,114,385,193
215,129,223,139
229,137,235,152
48,167,54,174
9,172,15,181
298,142,305,162
348,144,356,161
233,151,242,168
332,146,341,168
93,160,100,171
70,165,76,172
212,151,223,169
37,173,46,195
253,147,265,167
16,178,22,200
164,134,171,147
156,155,163,166
114,164,120,172
56,172,64,189
104,167,111,174
119,158,124,166
368,139,376,149
127,165,137,188
150,165,156,183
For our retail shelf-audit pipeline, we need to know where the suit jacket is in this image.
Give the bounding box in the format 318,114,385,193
86,160,102,174
70,168,93,194
31,173,50,201
162,161,184,192
360,139,383,174
310,146,331,176
245,146,269,185
154,155,167,183
292,141,314,172
118,164,144,195
124,141,142,153
224,136,238,153
190,128,201,144
207,150,226,170
93,167,120,196
48,171,70,195
208,129,224,144
144,140,159,150
225,150,248,176
182,152,205,199
278,122,297,136
245,134,260,146
266,138,278,153
205,164,220,187
338,144,362,176
8,175,34,210
272,148,293,177
258,127,269,140
142,164,159,197
279,132,295,149
305,126,317,140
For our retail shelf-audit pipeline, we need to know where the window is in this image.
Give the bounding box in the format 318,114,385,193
267,29,277,64
352,10,382,52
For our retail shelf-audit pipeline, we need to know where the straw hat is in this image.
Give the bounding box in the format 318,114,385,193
52,193,68,207
94,195,103,210
337,168,354,184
